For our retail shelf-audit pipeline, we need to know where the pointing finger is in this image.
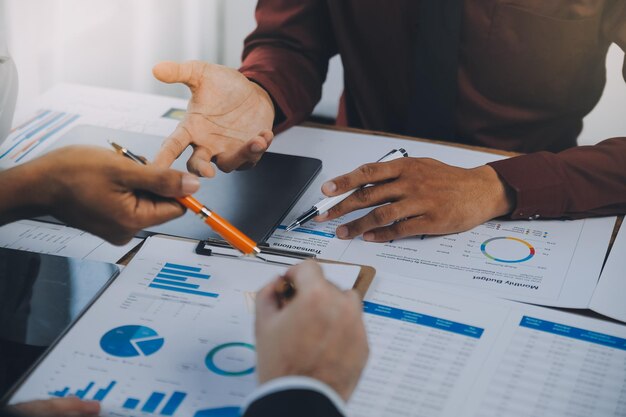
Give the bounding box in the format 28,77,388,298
154,125,193,168
322,160,402,197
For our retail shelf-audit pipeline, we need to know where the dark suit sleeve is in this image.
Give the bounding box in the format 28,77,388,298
239,0,337,133
243,389,344,417
488,138,626,219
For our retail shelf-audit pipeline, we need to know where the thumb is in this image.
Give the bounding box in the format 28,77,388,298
153,60,204,89
122,165,200,198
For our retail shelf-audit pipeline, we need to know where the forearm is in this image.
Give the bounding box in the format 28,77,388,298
239,0,337,132
488,138,626,219
0,162,50,225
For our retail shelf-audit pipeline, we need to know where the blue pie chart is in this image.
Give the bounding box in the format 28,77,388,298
100,325,164,357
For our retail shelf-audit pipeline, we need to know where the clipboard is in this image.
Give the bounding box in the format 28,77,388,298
195,237,376,298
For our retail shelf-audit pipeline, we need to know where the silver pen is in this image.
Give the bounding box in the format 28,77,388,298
286,148,409,231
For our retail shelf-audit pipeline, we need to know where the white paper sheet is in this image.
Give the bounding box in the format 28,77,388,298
0,84,182,168
0,219,141,264
590,223,626,323
348,276,626,417
268,127,616,307
8,236,361,417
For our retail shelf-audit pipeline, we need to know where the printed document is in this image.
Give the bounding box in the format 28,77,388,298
348,276,626,417
9,236,360,417
268,127,616,307
0,219,141,264
10,259,625,417
589,222,626,322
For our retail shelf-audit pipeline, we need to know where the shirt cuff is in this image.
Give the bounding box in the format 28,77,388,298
240,70,291,133
487,152,568,220
241,376,347,416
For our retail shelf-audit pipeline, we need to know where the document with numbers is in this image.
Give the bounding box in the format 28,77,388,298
349,276,626,417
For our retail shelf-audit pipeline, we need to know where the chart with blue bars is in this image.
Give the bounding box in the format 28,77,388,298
49,381,116,401
148,263,218,298
193,407,240,417
0,109,80,164
50,382,186,416
123,390,187,416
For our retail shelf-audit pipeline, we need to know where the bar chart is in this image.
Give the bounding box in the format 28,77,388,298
49,381,116,401
122,390,186,416
193,406,240,417
148,262,218,298
0,109,80,165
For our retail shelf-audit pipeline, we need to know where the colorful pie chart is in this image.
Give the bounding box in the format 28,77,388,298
480,237,535,263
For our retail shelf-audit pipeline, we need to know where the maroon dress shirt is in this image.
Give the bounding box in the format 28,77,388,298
240,0,626,220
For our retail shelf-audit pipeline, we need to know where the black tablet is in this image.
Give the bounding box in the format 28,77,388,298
42,125,322,243
0,248,118,397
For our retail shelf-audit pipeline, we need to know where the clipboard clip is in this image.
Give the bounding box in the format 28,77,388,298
195,238,317,264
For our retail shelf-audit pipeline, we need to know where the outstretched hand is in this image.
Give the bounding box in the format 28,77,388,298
153,61,275,177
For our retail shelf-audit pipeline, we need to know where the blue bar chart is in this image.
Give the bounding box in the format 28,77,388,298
122,390,187,416
0,110,80,164
148,262,218,298
49,381,116,401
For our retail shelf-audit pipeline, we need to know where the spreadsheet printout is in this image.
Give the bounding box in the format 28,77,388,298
348,277,626,417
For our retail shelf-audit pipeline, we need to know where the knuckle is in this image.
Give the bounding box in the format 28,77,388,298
156,170,178,194
358,163,377,178
373,206,395,224
392,221,412,237
186,158,201,175
334,175,351,191
354,187,372,204
304,285,326,308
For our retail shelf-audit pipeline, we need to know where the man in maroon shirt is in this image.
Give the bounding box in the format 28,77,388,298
153,0,626,242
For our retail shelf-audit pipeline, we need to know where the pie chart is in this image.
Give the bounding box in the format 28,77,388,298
100,325,164,357
205,342,255,376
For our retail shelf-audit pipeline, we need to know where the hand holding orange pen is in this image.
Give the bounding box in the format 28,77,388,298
109,141,262,257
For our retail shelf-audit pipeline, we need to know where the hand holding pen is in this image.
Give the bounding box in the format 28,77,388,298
109,141,263,257
286,148,409,231
254,261,368,401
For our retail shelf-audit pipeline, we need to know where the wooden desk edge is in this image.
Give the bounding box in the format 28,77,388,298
302,121,522,157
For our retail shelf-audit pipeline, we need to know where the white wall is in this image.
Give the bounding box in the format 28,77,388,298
4,0,222,108
579,45,626,145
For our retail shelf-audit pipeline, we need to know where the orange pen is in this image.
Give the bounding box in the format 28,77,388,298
109,141,262,257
